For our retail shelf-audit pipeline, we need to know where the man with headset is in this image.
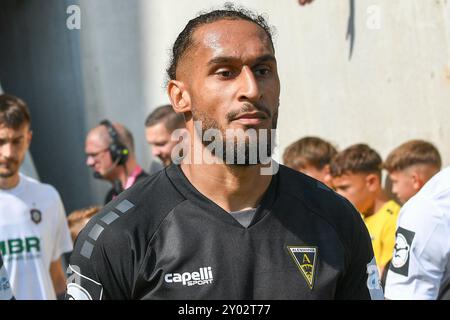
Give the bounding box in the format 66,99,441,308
85,120,149,204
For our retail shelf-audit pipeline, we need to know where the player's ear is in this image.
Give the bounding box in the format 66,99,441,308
411,171,423,192
322,164,332,185
168,80,191,114
366,173,379,191
26,129,33,147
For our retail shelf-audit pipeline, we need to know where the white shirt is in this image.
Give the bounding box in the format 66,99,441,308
0,173,73,300
385,167,450,300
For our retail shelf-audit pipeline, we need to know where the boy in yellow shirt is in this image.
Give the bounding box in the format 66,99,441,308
330,144,400,280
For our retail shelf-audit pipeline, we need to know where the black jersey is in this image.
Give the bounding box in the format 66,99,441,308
67,164,382,300
104,170,149,204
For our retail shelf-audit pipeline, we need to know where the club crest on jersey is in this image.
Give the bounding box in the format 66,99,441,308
30,209,42,224
287,246,318,289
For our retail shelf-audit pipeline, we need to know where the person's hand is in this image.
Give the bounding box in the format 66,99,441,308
298,0,315,5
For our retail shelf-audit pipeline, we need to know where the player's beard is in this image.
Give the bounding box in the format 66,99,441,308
0,159,20,178
191,104,278,166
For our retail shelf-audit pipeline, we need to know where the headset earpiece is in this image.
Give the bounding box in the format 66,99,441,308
99,120,129,166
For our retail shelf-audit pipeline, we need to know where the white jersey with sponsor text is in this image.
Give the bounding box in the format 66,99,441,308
0,173,73,300
385,167,450,300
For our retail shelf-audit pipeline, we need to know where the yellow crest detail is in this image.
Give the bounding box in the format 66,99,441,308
287,246,318,289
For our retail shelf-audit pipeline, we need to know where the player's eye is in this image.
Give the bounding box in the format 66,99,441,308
215,67,237,79
253,66,271,77
12,138,23,145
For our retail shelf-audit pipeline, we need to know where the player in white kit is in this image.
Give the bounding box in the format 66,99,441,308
0,94,73,299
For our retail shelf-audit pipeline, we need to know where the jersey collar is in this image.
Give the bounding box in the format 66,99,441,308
166,164,279,229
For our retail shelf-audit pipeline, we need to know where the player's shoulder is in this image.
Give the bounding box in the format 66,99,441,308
416,167,450,220
277,165,363,234
73,167,186,256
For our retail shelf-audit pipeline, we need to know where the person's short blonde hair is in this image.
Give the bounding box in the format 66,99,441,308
384,140,441,172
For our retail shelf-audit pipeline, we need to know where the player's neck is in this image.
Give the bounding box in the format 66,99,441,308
363,190,389,217
0,173,20,190
181,162,272,213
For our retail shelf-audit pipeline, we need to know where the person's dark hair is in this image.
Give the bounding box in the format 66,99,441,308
145,104,185,132
330,144,382,178
0,94,31,129
283,136,337,170
383,140,442,172
167,3,275,81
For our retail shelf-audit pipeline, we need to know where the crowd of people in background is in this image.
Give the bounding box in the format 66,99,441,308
282,136,447,299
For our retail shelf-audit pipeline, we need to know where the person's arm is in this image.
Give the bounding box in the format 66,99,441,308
49,188,73,299
50,258,67,299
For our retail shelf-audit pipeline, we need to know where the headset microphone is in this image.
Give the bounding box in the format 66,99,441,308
92,157,120,180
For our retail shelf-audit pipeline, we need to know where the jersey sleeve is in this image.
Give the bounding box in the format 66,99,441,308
51,190,73,261
66,213,135,300
384,197,448,300
0,255,14,300
336,205,384,300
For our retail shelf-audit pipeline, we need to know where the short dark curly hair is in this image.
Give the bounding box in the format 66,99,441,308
167,3,275,82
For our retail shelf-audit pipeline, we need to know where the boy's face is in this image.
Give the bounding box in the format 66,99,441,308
298,164,332,188
332,172,374,214
388,169,418,204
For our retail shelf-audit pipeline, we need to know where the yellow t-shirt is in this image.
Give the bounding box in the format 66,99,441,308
363,200,401,271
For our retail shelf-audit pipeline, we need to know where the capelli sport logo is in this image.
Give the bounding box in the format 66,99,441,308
164,266,213,287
